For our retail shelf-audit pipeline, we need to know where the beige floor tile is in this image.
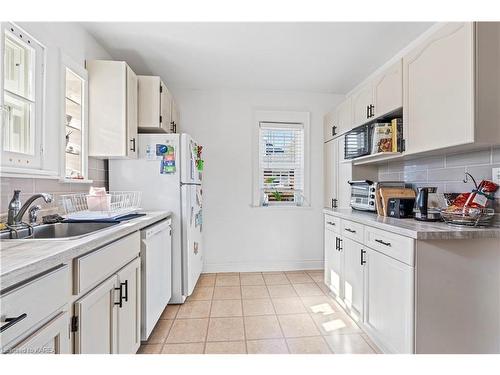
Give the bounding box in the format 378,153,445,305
272,297,307,315
160,304,180,320
188,286,214,301
197,275,216,287
286,273,314,284
241,285,270,299
300,295,339,315
166,318,209,343
244,315,283,340
292,283,324,297
177,300,212,319
207,317,245,341
263,273,290,285
310,311,362,335
137,344,162,354
215,275,241,286
162,343,205,354
316,281,331,294
210,299,243,317
324,334,375,354
242,298,276,316
278,314,321,338
147,319,173,344
246,339,289,354
213,286,242,300
308,273,325,283
267,284,298,298
286,336,331,354
261,271,284,275
240,273,265,286
205,341,247,354
217,272,239,276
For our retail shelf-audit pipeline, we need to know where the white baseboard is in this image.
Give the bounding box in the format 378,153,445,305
203,259,324,273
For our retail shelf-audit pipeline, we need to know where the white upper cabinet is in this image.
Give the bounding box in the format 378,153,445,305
138,75,173,133
87,60,138,159
373,60,402,118
170,98,179,133
336,97,352,135
323,110,336,142
351,81,374,127
403,23,474,155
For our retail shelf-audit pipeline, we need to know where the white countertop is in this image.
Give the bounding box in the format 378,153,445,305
0,211,171,291
323,208,500,240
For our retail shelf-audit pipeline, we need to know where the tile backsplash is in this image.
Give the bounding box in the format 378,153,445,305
378,146,500,210
0,158,108,223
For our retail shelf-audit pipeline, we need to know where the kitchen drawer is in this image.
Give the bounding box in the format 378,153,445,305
0,265,69,351
74,232,140,295
340,220,364,243
364,226,415,266
324,215,341,233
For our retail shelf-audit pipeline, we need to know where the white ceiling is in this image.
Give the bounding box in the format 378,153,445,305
82,22,433,94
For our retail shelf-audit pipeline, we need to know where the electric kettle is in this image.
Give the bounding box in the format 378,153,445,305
414,187,441,221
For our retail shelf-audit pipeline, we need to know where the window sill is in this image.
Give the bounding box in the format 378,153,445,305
250,205,313,210
0,167,60,180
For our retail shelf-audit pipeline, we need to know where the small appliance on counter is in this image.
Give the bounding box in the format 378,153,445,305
414,187,442,221
387,197,415,218
348,180,376,211
375,181,413,216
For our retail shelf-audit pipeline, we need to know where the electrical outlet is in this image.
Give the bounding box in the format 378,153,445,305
492,168,500,186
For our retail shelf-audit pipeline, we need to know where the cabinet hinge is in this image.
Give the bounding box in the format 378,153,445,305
71,316,79,332
160,115,162,123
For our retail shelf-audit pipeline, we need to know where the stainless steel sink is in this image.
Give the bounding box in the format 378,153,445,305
0,222,119,240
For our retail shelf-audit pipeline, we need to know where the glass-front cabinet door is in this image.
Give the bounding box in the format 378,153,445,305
61,54,88,181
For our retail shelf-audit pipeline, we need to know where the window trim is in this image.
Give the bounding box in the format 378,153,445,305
1,22,45,171
252,110,310,208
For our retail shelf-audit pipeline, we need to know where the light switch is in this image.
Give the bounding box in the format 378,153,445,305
492,167,500,186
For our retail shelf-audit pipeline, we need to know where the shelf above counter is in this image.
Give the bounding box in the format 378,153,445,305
342,151,404,165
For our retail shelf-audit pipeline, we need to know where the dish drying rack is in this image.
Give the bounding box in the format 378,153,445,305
60,191,142,220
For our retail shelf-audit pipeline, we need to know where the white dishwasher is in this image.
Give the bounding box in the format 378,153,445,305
140,218,172,340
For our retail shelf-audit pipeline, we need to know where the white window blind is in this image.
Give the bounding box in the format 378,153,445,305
259,122,304,205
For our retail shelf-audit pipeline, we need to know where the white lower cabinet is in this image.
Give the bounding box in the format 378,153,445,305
342,238,364,322
74,257,141,354
10,311,71,354
74,275,118,354
116,257,141,354
324,227,343,297
363,247,414,354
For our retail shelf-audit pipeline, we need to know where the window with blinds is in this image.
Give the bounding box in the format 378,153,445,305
259,122,305,206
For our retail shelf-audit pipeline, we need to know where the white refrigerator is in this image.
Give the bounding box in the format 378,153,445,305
109,133,203,304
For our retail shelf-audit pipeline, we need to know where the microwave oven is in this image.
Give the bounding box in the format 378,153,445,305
344,124,371,159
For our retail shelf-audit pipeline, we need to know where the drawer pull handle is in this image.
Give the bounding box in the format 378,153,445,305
375,239,391,247
345,228,356,233
326,221,336,226
1,313,27,333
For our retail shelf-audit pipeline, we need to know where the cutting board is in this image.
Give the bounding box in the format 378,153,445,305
379,187,416,216
374,186,384,216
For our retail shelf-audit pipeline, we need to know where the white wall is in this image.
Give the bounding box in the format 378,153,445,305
171,88,343,272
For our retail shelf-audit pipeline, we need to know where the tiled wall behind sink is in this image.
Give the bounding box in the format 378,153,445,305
378,146,500,210
0,158,108,222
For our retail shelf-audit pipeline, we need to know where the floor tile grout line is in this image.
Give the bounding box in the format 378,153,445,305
239,277,248,354
203,292,216,353
266,281,290,354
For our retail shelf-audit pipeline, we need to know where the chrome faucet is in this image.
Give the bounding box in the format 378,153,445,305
7,190,53,227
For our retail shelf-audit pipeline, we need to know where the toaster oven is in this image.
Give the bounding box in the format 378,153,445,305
348,180,376,211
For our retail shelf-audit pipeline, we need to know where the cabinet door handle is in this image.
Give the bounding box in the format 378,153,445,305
332,125,337,136
114,281,127,308
370,104,375,118
335,236,339,250
130,138,136,152
360,249,367,265
366,105,370,119
331,198,338,209
375,239,391,247
0,313,27,333
345,228,356,234
338,238,343,251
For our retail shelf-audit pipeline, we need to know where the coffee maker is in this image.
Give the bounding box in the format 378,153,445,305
414,187,441,221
